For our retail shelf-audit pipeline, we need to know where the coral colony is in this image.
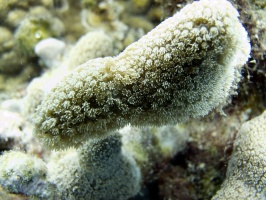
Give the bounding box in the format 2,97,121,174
3,0,264,199
32,0,250,149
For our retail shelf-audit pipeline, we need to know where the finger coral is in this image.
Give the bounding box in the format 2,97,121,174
31,0,250,149
212,111,266,199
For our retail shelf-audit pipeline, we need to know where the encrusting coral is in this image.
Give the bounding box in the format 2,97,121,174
0,1,256,199
0,134,141,200
0,151,47,195
46,133,141,200
31,0,250,149
212,110,266,199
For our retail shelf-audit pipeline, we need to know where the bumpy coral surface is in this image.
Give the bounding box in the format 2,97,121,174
46,133,141,200
0,151,47,195
68,31,114,69
15,15,64,56
0,134,141,200
0,26,27,73
31,0,250,149
212,111,266,199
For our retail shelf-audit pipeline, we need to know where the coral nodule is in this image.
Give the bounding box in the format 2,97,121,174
31,0,250,149
212,111,266,199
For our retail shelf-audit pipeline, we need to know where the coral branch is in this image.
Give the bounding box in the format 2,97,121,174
31,0,250,149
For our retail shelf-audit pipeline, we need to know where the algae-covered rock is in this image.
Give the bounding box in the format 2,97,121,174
15,14,64,56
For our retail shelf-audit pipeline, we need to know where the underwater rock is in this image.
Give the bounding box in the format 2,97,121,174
34,37,66,68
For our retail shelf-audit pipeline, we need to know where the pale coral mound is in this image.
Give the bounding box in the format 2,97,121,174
212,111,266,200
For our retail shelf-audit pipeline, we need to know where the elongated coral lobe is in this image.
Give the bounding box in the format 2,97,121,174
32,0,250,149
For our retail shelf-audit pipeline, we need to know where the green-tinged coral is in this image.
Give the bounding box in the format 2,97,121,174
212,111,266,199
127,0,151,14
0,27,14,53
0,151,47,194
0,50,28,74
15,15,64,56
22,78,46,117
80,0,129,52
251,0,266,8
6,9,26,28
81,0,102,8
0,0,34,20
0,26,28,74
0,3,66,75
122,15,154,33
82,0,123,27
31,0,250,149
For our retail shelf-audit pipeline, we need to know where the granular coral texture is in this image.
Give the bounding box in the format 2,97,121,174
15,13,64,56
46,133,141,200
212,111,266,199
0,151,47,195
0,186,28,200
0,134,141,200
68,31,115,69
32,0,250,149
0,3,64,75
0,26,28,73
